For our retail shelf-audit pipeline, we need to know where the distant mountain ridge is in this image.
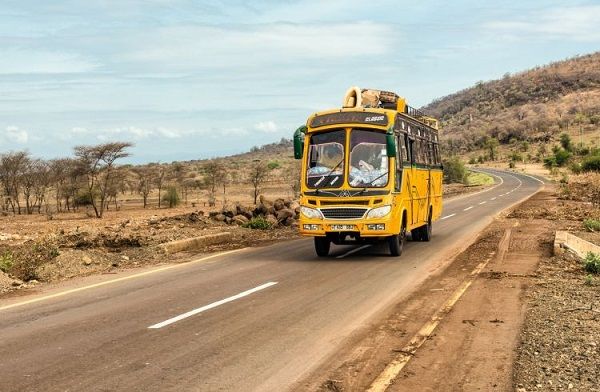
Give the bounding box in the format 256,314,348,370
422,52,600,153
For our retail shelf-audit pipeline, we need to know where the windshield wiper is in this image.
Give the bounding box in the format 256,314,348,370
362,171,389,187
315,158,344,190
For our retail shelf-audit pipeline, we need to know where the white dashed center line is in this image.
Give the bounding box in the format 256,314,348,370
491,197,497,200
463,206,473,211
441,213,456,220
479,201,486,205
148,281,278,329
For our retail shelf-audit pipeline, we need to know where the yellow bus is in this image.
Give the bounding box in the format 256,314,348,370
293,87,443,257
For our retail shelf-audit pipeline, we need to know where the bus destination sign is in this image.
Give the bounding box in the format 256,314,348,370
309,111,389,128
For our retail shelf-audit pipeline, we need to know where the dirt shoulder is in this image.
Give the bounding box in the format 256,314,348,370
299,183,599,391
0,198,300,297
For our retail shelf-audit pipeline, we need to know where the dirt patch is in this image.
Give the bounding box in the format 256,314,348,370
514,252,600,391
0,200,299,297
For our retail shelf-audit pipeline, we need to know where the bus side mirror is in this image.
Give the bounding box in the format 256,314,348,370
386,133,396,157
294,126,307,159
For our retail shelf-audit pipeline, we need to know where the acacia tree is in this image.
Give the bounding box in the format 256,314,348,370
153,164,167,208
248,160,269,204
74,142,133,218
203,160,225,207
0,151,30,214
133,166,155,208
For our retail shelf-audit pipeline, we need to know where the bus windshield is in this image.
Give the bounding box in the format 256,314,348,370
306,129,345,188
349,129,388,187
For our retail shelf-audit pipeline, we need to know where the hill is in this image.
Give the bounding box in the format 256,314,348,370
423,52,600,156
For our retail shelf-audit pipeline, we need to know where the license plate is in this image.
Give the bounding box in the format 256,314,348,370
330,224,356,231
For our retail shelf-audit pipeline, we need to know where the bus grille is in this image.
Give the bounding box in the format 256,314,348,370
320,208,367,220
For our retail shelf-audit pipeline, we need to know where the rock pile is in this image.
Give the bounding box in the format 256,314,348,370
210,196,301,227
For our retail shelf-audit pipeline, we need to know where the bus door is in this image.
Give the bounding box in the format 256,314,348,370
408,135,417,225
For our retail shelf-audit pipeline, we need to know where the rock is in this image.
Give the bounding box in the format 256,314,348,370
208,211,220,218
82,255,92,266
266,214,278,226
148,215,160,225
268,206,276,215
188,212,200,222
254,203,269,216
283,217,296,226
214,213,227,222
259,195,273,206
12,279,24,287
233,215,249,225
273,199,285,211
121,255,130,261
242,211,253,220
276,208,294,221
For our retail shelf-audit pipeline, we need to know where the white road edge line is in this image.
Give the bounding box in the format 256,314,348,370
440,213,456,220
463,206,473,211
0,248,247,312
148,281,278,329
336,244,372,259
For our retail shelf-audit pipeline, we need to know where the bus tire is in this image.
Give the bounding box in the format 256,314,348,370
421,214,432,242
388,223,406,257
314,237,331,257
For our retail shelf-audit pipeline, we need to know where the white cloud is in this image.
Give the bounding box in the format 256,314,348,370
0,49,99,75
4,126,29,143
124,22,395,69
254,120,278,133
485,5,600,42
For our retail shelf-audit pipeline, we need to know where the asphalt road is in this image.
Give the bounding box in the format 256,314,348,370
0,169,543,392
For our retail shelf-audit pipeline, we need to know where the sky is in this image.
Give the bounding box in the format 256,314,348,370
1,0,600,163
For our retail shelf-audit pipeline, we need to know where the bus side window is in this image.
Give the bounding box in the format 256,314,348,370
407,135,414,166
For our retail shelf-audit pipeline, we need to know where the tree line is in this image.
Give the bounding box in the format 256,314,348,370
0,141,295,218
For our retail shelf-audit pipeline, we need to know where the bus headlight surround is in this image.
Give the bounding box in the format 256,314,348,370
300,206,323,220
366,205,391,219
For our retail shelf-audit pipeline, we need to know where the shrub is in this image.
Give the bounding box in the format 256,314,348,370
569,162,582,174
583,252,600,274
267,161,281,170
443,157,467,184
560,133,573,151
0,251,13,273
162,186,180,208
509,161,516,169
468,157,477,164
581,155,600,172
242,216,272,230
584,219,600,232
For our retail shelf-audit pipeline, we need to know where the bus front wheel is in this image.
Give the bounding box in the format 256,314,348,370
314,237,331,257
388,225,406,257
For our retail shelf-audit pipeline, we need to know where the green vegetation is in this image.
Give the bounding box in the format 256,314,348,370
544,147,572,168
465,171,495,186
267,160,281,170
583,219,600,232
584,274,594,286
581,155,600,172
162,186,181,208
583,252,600,274
442,157,467,184
242,216,272,230
0,251,14,273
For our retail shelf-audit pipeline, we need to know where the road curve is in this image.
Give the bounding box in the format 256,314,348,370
0,169,543,392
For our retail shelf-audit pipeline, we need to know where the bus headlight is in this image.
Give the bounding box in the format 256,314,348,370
300,206,323,220
366,205,391,219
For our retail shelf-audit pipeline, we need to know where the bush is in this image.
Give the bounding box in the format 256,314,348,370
74,189,96,207
569,162,582,174
508,161,516,169
581,155,600,172
584,252,600,274
560,133,573,151
162,186,180,208
584,219,600,232
443,157,467,184
9,240,60,281
242,216,272,230
267,161,281,170
468,157,477,164
0,251,13,273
